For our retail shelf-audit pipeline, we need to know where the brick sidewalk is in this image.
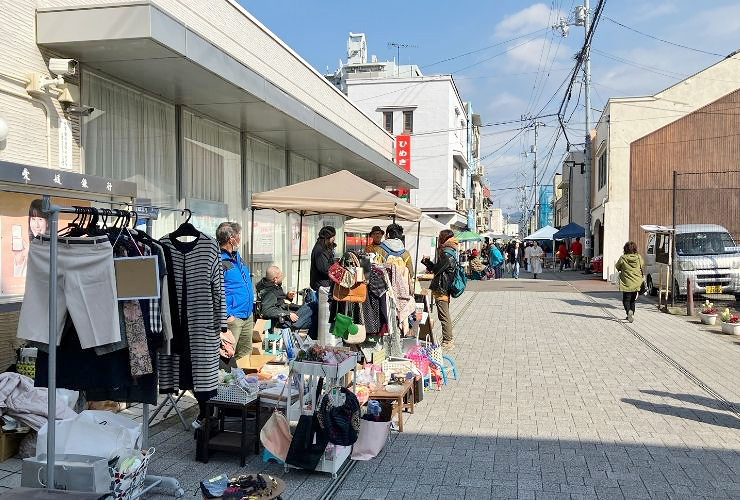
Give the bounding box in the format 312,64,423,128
334,275,740,500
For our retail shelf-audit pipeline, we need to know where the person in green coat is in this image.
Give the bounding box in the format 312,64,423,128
615,241,645,323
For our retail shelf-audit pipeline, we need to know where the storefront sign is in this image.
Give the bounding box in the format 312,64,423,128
58,118,73,170
252,220,274,256
0,161,136,197
390,135,412,201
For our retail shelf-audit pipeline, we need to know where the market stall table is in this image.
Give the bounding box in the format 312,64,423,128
368,380,414,432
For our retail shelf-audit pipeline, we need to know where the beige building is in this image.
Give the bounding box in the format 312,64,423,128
590,52,740,280
0,0,416,369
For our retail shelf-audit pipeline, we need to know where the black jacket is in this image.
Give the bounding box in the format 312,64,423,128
310,241,335,291
424,247,456,295
255,278,290,322
507,245,522,264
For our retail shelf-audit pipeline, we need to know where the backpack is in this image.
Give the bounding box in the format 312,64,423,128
443,248,467,298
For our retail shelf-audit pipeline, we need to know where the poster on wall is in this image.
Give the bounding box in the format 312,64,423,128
0,193,88,298
252,220,275,257
291,219,310,257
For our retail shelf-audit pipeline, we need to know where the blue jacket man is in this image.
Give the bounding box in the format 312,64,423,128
489,244,504,278
217,222,254,360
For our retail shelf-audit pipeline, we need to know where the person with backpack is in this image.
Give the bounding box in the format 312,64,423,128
489,243,504,279
377,223,415,289
421,229,461,350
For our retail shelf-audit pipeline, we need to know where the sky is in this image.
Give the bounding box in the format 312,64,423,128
241,0,740,214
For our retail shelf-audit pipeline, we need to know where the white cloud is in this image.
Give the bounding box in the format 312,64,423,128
506,37,551,70
495,3,561,38
487,92,528,117
633,1,678,21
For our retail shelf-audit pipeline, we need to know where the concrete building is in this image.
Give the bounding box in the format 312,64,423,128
490,208,505,235
0,0,417,368
552,173,563,227
556,150,586,228
590,52,740,280
328,34,478,228
505,223,520,237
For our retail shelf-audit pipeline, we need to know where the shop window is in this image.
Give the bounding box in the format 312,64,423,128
403,110,414,134
82,71,177,236
383,111,393,134
597,152,607,190
182,109,241,234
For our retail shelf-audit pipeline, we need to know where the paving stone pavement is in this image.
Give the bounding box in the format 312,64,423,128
333,273,740,500
38,272,738,499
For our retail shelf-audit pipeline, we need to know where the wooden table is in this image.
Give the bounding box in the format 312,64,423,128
368,380,414,432
199,396,261,467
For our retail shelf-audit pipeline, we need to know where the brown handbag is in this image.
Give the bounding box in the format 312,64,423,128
332,282,367,303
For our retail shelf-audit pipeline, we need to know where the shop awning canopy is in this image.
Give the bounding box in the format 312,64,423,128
524,225,557,240
251,170,422,221
344,214,446,237
553,223,585,239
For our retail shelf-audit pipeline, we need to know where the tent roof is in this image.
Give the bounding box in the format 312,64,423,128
553,222,585,239
523,225,557,240
344,214,446,238
251,170,421,221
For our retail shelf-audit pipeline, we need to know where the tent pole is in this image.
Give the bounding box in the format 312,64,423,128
296,211,304,295
413,219,421,293
249,207,255,277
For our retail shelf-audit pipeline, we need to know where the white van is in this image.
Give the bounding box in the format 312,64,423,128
645,224,740,298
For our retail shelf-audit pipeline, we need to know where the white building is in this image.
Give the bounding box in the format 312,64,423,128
556,150,585,228
590,53,740,279
504,223,520,237
490,208,504,235
0,0,417,369
328,35,477,228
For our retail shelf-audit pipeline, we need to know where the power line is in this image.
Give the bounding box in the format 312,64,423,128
604,16,724,57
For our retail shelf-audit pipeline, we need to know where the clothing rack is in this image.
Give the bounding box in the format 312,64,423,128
40,196,184,497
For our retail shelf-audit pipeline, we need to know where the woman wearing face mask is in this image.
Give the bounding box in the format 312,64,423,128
311,226,337,345
421,229,459,350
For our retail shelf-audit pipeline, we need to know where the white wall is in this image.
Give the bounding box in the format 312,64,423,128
346,76,467,213
0,0,82,171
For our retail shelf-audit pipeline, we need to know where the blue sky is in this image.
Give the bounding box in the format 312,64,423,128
241,1,740,212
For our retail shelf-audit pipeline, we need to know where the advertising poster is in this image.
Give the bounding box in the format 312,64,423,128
0,194,87,298
291,219,310,257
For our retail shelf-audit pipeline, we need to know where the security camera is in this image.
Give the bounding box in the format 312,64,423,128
49,58,78,76
62,102,95,117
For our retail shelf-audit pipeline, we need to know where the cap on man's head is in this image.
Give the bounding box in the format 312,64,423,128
369,226,383,236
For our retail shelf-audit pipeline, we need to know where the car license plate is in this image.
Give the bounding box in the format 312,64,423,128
705,285,723,294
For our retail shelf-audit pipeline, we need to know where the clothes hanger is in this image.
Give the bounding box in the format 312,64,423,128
170,208,199,240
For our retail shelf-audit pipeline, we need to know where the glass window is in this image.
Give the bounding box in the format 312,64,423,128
82,71,177,237
383,111,393,134
403,110,414,133
182,109,242,235
247,136,287,281
597,152,607,189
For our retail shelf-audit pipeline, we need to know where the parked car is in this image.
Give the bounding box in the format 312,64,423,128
645,224,740,298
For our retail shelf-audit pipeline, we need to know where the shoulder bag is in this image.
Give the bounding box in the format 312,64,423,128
285,379,328,471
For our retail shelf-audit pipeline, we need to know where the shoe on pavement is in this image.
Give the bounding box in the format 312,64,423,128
627,311,634,323
441,341,454,350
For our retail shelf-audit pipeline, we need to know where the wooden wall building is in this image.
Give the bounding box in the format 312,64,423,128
629,89,740,254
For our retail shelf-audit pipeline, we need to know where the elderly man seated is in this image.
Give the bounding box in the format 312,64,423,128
255,265,317,338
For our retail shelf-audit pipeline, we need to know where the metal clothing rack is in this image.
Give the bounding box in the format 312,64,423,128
39,196,184,497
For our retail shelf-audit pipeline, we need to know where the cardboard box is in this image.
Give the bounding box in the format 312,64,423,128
0,431,25,461
252,319,271,340
251,342,264,355
236,354,275,373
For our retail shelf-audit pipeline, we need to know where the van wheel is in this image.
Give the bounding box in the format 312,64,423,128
647,276,658,296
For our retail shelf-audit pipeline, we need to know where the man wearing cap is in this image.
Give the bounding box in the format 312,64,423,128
365,226,384,256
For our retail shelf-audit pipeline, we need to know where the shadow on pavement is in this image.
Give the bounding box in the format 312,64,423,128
621,398,740,430
639,390,740,413
553,311,621,321
561,299,617,309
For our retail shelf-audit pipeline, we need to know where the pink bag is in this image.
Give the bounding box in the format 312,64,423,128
350,420,391,461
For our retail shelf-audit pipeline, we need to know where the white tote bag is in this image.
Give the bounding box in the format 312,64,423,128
351,420,391,461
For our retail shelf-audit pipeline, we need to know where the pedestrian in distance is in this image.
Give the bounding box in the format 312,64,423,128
571,237,583,270
615,240,645,323
508,240,522,279
421,229,458,350
489,243,504,279
557,241,569,271
530,241,544,279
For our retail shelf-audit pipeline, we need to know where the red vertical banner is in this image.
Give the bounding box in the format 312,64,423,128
393,135,411,200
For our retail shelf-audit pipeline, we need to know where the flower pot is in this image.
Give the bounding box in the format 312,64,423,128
720,321,740,335
699,312,718,325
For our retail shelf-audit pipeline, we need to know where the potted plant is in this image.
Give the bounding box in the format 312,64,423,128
699,300,718,325
720,308,740,335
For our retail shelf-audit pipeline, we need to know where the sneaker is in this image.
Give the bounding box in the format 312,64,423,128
441,341,454,350
191,419,203,431
627,311,634,323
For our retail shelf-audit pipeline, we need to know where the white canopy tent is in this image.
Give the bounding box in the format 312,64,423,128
344,214,447,268
250,170,423,292
523,225,557,241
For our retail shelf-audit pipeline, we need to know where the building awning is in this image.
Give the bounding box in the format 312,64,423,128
36,2,418,189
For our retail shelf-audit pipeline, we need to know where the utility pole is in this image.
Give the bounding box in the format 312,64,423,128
525,120,546,230
582,0,593,262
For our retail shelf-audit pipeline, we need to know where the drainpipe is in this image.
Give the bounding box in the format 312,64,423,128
0,83,51,167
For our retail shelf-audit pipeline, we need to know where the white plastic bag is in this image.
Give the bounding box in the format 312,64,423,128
37,410,142,459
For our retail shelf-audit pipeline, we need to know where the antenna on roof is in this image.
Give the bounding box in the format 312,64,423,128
387,42,419,77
